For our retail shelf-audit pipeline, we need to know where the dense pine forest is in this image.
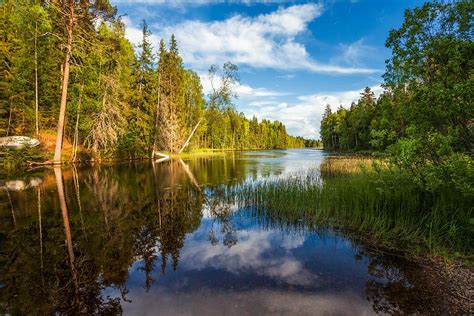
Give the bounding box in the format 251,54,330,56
320,1,473,195
0,0,308,164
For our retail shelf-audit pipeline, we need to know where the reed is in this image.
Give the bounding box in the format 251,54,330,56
319,156,384,177
225,168,473,258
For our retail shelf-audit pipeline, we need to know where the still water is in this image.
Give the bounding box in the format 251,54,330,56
0,149,449,314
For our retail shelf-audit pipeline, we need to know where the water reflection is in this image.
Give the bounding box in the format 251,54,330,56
0,150,453,314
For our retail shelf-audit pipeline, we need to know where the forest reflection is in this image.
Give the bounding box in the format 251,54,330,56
0,159,205,314
0,153,453,314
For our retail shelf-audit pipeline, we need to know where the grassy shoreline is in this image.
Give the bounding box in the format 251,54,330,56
222,158,473,260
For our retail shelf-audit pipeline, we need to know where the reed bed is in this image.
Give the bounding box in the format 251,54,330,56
319,156,385,177
222,169,473,258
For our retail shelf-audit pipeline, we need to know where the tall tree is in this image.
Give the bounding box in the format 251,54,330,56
157,35,186,153
124,20,155,158
53,0,116,162
53,0,75,163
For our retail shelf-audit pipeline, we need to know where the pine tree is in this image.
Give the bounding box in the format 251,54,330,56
125,20,155,158
157,35,186,153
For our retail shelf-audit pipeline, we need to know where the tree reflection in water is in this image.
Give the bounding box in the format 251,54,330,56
0,159,206,314
0,154,457,314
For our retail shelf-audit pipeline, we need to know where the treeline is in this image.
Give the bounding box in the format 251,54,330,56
0,0,305,161
320,87,378,151
321,1,473,194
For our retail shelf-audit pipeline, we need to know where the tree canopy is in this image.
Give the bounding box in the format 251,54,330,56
0,0,309,162
320,1,473,194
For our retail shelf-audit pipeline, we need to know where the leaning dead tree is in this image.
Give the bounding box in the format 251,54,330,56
177,62,239,154
178,117,203,154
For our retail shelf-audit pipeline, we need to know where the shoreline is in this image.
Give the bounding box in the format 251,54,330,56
10,147,320,169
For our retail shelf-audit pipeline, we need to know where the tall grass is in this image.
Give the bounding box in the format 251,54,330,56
223,164,473,257
319,156,379,176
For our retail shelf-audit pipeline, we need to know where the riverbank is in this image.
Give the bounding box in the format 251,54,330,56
0,142,319,174
223,156,473,312
227,156,473,258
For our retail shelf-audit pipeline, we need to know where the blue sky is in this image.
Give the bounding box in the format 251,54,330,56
111,0,426,138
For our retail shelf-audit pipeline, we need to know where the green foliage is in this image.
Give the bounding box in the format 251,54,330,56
0,147,44,172
303,138,320,148
389,136,474,196
320,1,474,194
320,87,377,151
0,0,324,164
191,63,305,151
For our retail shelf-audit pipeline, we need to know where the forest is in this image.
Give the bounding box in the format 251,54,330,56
0,1,472,313
320,1,473,195
0,0,309,164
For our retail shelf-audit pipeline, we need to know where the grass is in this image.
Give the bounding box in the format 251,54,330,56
222,159,473,259
170,148,230,159
171,147,280,159
319,156,384,176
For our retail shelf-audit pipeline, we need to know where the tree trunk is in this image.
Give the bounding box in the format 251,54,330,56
55,166,80,307
53,1,75,163
34,21,39,136
6,104,12,137
72,84,82,161
179,118,202,154
153,72,161,156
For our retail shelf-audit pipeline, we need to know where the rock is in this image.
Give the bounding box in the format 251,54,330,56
0,178,42,191
29,178,42,187
4,180,26,191
0,136,40,149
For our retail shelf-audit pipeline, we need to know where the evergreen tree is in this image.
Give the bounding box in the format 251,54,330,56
0,2,308,162
123,20,155,158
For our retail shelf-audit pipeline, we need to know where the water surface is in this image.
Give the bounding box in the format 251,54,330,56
0,149,451,314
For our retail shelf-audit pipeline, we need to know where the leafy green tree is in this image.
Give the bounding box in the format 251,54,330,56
319,1,473,195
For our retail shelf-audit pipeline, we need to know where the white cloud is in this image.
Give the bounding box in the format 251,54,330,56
333,38,377,66
243,85,384,139
198,71,286,103
247,100,280,107
277,74,296,79
235,84,287,98
181,228,317,286
123,4,378,74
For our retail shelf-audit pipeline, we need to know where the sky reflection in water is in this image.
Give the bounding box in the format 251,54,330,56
116,212,377,315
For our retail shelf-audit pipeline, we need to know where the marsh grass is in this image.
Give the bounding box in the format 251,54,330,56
224,167,473,258
319,156,385,177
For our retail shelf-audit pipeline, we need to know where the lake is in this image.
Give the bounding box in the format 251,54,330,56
0,149,455,314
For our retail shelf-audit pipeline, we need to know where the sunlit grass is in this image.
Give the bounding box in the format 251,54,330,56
319,156,385,177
